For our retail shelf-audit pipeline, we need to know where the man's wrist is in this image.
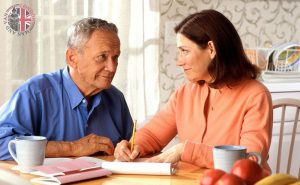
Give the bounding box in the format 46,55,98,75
68,141,76,156
46,141,74,157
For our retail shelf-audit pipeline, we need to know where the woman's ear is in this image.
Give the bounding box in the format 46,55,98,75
207,41,216,59
66,48,78,68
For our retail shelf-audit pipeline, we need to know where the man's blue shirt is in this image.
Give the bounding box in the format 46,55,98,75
0,67,133,160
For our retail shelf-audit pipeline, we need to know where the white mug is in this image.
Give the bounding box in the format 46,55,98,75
8,136,47,173
213,145,261,173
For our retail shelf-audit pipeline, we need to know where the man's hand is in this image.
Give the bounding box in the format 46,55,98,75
46,134,114,157
70,134,114,156
146,143,184,163
114,140,140,161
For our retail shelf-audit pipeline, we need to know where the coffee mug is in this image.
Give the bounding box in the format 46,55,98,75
213,145,261,173
8,136,47,173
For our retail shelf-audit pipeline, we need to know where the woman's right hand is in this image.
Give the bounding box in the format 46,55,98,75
114,140,140,161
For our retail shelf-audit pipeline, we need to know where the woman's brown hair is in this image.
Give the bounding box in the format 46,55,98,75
174,9,260,88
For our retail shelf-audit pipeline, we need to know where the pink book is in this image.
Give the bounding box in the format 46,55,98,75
30,159,111,185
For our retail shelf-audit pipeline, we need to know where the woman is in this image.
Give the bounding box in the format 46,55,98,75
114,9,273,173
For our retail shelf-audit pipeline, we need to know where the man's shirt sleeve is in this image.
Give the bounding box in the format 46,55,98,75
0,89,39,160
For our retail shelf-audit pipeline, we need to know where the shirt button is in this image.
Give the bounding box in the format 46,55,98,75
82,99,86,103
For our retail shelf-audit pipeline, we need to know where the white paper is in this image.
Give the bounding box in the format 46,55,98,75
101,161,175,175
78,156,176,175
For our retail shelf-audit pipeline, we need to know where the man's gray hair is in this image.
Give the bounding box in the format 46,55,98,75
67,17,118,52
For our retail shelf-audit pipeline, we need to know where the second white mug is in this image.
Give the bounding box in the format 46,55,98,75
213,145,261,173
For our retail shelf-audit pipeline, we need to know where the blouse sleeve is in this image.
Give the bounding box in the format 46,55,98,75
134,91,178,156
181,141,214,168
240,90,273,165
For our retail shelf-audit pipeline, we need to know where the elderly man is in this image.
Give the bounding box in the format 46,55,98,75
0,18,133,160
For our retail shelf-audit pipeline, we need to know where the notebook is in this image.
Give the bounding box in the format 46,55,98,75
30,158,111,185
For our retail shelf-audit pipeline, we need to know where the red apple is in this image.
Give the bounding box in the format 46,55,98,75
215,173,247,185
230,159,264,185
200,169,226,185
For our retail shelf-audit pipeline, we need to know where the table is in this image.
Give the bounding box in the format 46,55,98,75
0,156,205,185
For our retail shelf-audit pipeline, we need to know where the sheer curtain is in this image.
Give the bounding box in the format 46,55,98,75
0,0,160,125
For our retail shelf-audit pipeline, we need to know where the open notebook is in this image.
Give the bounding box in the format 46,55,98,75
81,156,176,175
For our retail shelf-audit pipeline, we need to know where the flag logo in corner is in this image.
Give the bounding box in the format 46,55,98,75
3,4,35,36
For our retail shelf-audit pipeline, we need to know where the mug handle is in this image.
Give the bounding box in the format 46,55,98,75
8,140,19,163
246,152,262,165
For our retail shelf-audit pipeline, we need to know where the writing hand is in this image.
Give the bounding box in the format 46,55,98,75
114,140,140,161
146,143,184,163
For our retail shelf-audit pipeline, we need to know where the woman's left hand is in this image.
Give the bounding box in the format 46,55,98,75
146,143,184,163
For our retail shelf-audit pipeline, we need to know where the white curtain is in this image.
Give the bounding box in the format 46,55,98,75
0,0,160,125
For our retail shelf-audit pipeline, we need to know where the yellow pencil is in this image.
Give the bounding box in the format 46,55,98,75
130,119,137,152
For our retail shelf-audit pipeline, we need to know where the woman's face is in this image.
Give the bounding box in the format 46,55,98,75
176,33,215,83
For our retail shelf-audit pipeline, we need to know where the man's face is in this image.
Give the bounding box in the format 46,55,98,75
68,30,120,96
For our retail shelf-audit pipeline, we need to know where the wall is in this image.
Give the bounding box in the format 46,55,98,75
0,1,9,103
159,0,300,107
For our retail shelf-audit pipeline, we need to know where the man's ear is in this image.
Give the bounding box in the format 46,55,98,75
66,48,78,68
207,41,216,59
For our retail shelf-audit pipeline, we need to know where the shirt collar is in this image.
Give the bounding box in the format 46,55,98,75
62,67,103,109
62,67,85,109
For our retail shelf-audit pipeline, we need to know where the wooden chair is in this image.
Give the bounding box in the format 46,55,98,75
272,98,300,178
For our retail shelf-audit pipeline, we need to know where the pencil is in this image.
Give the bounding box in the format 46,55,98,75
130,119,137,152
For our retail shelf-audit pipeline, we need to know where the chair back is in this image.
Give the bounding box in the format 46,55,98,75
272,98,300,178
